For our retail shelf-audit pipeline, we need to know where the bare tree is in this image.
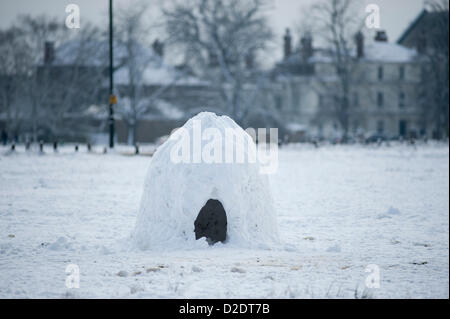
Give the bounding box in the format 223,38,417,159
420,0,449,139
162,0,274,123
1,15,106,143
307,0,365,141
115,2,184,145
12,15,68,142
0,26,30,140
47,23,106,141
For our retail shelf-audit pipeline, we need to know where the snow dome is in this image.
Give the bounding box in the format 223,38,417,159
132,112,279,250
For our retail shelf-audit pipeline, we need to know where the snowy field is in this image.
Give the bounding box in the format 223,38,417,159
0,142,448,298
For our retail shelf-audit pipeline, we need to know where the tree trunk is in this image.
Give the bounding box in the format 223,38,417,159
32,101,37,143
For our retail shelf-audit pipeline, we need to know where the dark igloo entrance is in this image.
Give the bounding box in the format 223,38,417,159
194,199,227,245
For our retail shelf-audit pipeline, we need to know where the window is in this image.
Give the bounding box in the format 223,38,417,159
318,94,324,107
398,91,405,108
333,94,340,107
378,66,383,81
275,95,282,110
377,120,384,134
420,66,427,81
420,126,426,136
292,86,300,107
353,92,359,107
352,120,359,133
399,66,405,80
377,92,384,108
399,120,407,137
337,65,345,76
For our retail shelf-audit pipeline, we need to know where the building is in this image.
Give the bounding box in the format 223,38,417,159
37,39,222,144
272,27,426,141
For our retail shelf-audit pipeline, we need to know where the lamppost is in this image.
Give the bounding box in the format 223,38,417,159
108,0,115,148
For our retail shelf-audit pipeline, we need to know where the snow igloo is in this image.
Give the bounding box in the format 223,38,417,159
132,112,279,249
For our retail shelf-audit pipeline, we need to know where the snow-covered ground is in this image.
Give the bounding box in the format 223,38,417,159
0,142,448,298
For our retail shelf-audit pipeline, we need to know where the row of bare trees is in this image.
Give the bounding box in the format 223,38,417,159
1,0,448,143
0,15,106,143
0,0,279,144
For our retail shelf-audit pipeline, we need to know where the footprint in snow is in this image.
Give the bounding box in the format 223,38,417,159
377,207,401,219
130,284,144,294
146,267,161,273
326,244,341,253
117,270,128,277
231,267,246,273
192,266,203,272
413,242,431,247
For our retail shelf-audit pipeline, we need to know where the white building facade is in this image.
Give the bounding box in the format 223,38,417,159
273,30,426,141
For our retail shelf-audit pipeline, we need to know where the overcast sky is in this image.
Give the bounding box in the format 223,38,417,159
0,0,425,62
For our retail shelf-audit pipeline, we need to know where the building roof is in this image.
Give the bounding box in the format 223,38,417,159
396,9,448,51
303,41,417,64
48,40,207,86
113,58,205,86
362,41,418,63
397,9,428,44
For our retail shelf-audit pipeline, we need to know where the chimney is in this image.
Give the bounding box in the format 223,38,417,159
355,31,364,58
44,41,55,64
283,28,292,59
152,39,164,58
374,30,388,42
300,33,313,60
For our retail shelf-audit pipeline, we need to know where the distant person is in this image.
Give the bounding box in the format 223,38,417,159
1,129,7,146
